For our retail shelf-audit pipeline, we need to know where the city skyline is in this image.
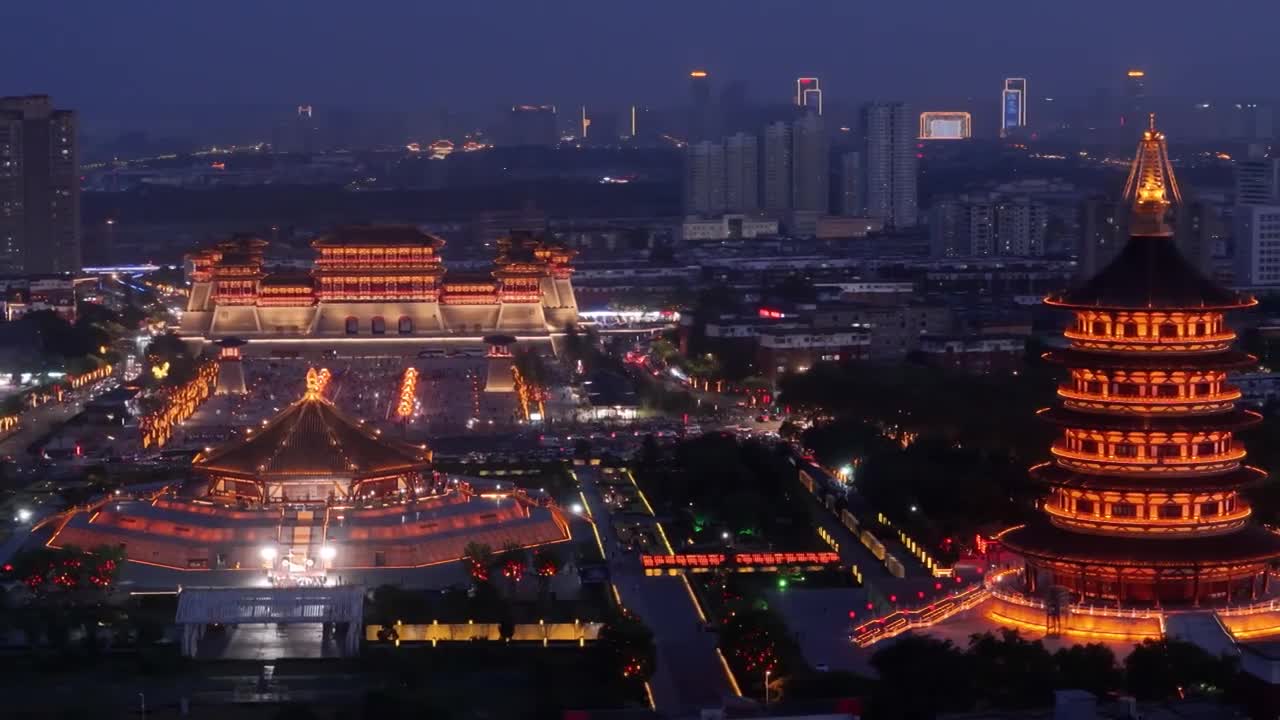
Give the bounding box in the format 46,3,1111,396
5,0,1280,132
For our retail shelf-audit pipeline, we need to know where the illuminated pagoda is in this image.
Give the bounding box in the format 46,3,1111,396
50,369,570,572
194,368,432,503
999,116,1280,608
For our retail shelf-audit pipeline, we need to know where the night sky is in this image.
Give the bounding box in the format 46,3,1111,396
5,0,1278,128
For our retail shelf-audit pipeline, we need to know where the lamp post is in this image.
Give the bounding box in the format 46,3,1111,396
764,669,770,706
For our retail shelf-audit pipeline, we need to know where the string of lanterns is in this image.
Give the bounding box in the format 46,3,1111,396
511,366,546,421
396,367,418,419
139,361,218,449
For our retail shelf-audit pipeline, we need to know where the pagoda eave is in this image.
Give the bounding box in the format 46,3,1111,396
1000,521,1280,569
1028,462,1268,492
1038,406,1263,432
1043,349,1258,371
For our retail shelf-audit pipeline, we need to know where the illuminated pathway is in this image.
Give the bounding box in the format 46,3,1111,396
576,466,736,715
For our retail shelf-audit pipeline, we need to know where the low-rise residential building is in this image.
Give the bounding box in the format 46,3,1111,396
681,214,779,242
918,334,1025,374
757,327,870,381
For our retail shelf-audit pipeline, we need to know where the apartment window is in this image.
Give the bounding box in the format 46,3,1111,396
1076,499,1094,514
1200,502,1220,517
1158,504,1183,520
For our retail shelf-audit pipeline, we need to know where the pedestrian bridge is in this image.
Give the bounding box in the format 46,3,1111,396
176,585,365,657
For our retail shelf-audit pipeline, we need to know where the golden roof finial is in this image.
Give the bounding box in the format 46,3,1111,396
304,367,331,400
1122,113,1182,236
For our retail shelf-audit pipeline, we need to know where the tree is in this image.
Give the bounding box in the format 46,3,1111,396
1055,643,1122,697
719,607,801,698
966,629,1058,709
368,585,427,641
598,610,657,683
783,670,875,703
532,547,562,604
869,634,975,717
497,542,528,597
1124,638,1237,701
462,542,493,583
145,331,198,387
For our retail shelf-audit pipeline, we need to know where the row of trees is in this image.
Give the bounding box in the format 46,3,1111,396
864,631,1237,718
634,432,812,546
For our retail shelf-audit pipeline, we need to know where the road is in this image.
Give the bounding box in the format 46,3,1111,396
0,398,82,458
576,466,736,716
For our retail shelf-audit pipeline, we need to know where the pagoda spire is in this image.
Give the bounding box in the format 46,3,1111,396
1122,113,1183,236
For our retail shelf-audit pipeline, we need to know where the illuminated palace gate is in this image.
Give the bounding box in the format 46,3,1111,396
176,586,364,658
1000,117,1280,607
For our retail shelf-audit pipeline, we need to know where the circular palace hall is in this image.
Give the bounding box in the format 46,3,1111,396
999,118,1280,608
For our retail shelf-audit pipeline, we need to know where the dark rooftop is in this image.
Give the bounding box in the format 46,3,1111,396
1050,234,1251,310
312,224,447,249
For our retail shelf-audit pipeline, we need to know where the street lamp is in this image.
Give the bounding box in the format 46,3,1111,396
259,546,277,563
319,545,336,562
764,669,771,706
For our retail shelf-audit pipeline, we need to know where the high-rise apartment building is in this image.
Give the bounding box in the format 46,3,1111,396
790,113,828,213
763,121,793,214
861,102,917,228
796,77,822,115
1001,78,1027,137
724,133,759,213
930,194,1047,257
0,95,80,273
839,151,864,216
684,141,726,217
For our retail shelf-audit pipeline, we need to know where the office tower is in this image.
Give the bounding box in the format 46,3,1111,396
684,141,726,217
1001,78,1027,137
839,151,864,216
294,105,318,153
796,77,822,115
1236,150,1280,205
0,95,80,273
1233,204,1280,286
1123,70,1146,129
507,105,559,147
862,102,918,228
790,113,828,213
688,70,716,143
763,121,793,214
629,105,655,141
724,132,760,213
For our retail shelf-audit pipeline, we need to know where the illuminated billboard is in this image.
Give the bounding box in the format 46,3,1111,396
1001,77,1027,137
919,112,972,140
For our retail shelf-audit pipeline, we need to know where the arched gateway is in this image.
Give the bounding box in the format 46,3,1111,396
176,585,365,658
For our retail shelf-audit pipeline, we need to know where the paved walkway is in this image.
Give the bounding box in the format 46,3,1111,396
577,467,736,716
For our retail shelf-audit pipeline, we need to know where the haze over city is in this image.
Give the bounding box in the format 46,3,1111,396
9,3,1280,719
7,0,1280,133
